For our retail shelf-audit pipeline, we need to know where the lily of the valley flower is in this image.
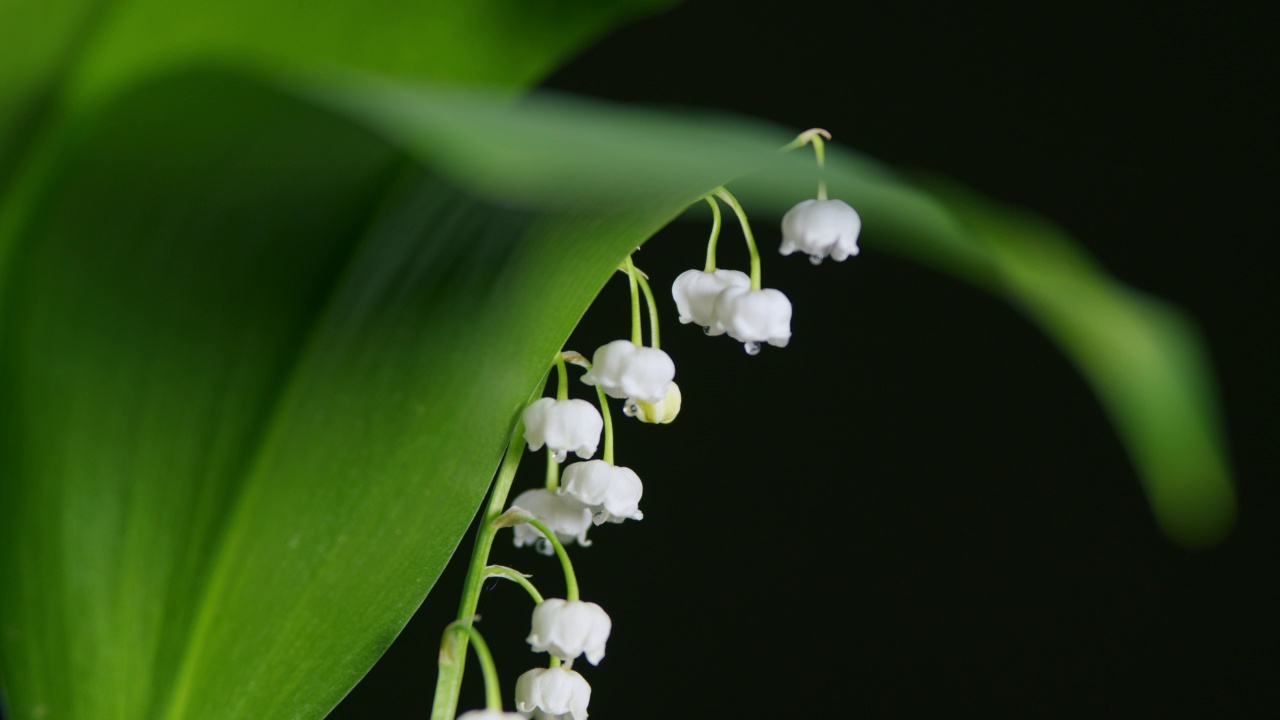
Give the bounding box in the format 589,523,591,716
522,398,602,461
781,198,862,263
561,460,644,525
510,489,593,553
515,666,592,720
710,286,792,350
580,339,674,404
671,268,750,328
527,599,612,665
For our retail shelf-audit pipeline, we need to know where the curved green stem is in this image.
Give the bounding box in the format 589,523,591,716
781,128,831,201
703,195,722,272
443,622,503,712
429,420,527,720
634,267,661,349
525,517,579,601
714,187,761,290
554,352,569,401
624,256,642,346
595,385,614,465
484,565,545,604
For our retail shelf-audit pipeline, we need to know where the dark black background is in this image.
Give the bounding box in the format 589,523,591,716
332,1,1277,717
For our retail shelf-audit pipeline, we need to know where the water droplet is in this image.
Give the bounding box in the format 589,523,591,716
535,538,552,556
552,449,567,463
809,254,824,266
623,401,638,417
744,341,761,356
702,326,714,335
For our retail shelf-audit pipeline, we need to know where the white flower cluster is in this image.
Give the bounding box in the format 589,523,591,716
674,188,860,354
451,134,857,720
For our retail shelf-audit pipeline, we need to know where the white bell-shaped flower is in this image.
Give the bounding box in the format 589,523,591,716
457,710,525,720
515,666,592,720
522,398,602,461
579,340,674,403
780,198,862,263
561,460,644,525
628,381,681,424
671,268,750,328
527,599,612,665
510,489,594,553
710,286,792,350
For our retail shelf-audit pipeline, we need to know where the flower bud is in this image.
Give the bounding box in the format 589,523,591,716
629,381,681,424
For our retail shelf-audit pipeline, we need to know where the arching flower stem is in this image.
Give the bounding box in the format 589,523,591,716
781,127,832,201
554,351,569,401
702,195,723,273
484,565,545,604
442,622,504,712
595,385,615,465
713,186,762,290
631,265,662,349
623,256,643,346
431,419,527,720
525,517,580,602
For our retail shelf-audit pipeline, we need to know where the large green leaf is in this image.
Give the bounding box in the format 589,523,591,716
0,66,1233,720
0,0,673,206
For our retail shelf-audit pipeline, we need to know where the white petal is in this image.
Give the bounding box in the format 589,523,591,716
711,286,792,348
579,340,674,403
522,398,603,459
780,198,862,262
672,269,750,327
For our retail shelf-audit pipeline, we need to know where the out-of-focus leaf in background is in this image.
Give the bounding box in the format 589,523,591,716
0,2,1234,719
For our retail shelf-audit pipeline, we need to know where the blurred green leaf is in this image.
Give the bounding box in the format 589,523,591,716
0,0,673,197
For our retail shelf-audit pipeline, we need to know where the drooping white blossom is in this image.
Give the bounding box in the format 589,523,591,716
561,460,644,525
515,666,592,720
527,599,612,666
579,340,674,403
671,268,750,328
780,198,862,263
628,381,681,424
710,286,792,350
522,398,602,461
510,489,593,553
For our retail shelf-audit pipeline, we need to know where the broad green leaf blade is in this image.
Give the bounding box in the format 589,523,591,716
0,71,678,719
300,73,1234,546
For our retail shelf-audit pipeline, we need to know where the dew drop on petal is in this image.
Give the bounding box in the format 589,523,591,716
702,326,714,336
552,449,568,463
744,341,762,356
623,401,638,417
809,254,824,266
535,538,552,555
